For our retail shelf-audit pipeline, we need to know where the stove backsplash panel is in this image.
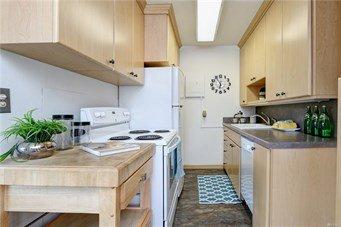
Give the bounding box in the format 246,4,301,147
256,99,337,136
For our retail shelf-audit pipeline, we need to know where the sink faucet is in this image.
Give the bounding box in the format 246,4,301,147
250,112,271,125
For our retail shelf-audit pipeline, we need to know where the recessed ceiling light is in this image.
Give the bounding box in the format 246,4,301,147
197,0,223,42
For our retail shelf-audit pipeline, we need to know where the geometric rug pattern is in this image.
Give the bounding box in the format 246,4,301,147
197,175,241,204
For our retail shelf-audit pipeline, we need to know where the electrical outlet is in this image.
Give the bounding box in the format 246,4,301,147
0,88,11,113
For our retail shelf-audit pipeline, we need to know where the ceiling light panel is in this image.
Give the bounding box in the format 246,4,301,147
197,0,223,42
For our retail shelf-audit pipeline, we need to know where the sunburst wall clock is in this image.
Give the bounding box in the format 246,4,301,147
210,74,231,94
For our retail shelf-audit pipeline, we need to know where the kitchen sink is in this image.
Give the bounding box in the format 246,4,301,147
231,123,272,130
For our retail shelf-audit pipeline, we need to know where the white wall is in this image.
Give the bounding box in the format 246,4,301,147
180,46,254,166
0,50,118,226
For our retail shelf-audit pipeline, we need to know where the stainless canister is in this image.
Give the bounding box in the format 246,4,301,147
52,114,74,150
72,121,91,145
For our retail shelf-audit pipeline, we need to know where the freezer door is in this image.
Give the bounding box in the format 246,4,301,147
119,67,173,129
172,67,185,132
171,67,185,106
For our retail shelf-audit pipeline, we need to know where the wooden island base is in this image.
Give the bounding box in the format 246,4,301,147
0,144,155,227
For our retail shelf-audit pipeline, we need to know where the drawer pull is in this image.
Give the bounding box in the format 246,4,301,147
139,173,147,182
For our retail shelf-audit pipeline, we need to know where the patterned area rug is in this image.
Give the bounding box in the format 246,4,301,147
197,175,241,204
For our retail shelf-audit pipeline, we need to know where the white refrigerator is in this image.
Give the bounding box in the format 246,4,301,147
119,66,185,138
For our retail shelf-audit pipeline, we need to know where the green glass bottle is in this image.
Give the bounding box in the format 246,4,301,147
318,105,333,138
311,106,319,136
303,106,312,134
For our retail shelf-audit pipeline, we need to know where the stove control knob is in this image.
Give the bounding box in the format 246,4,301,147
94,112,101,118
100,112,106,118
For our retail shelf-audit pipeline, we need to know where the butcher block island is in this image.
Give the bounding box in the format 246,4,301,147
0,143,155,227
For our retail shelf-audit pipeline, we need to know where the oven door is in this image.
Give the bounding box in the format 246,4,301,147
163,135,181,223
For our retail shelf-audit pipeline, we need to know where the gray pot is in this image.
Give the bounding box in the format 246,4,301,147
17,142,56,160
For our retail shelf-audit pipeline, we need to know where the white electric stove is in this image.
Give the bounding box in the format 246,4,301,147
80,107,184,227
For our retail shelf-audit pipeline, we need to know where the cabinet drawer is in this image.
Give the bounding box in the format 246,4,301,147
225,129,241,147
120,158,153,209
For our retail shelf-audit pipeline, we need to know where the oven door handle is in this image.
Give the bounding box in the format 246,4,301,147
164,135,181,156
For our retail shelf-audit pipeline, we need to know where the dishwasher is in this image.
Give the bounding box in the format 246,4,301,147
241,137,254,213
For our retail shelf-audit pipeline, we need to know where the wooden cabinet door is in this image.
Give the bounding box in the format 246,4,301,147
253,144,270,227
265,0,283,101
337,78,341,224
0,0,54,44
240,45,248,105
282,0,311,99
114,0,133,76
132,0,144,83
223,144,229,173
245,34,255,85
167,18,180,66
59,0,114,69
253,17,266,81
232,145,241,196
224,138,232,175
224,137,240,196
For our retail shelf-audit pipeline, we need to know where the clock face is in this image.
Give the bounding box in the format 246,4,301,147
210,74,231,94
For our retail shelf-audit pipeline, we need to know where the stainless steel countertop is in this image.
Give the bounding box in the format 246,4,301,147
223,123,337,149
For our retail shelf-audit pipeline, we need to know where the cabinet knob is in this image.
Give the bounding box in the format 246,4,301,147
251,147,256,151
129,72,134,76
134,74,138,78
139,173,147,182
229,144,235,148
109,59,115,64
281,92,286,96
276,93,280,97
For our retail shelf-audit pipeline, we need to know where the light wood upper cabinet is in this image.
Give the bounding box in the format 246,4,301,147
265,0,283,101
253,18,266,82
59,0,114,68
132,0,145,83
0,0,146,86
239,0,341,106
282,0,311,99
144,4,181,67
241,18,265,86
114,0,133,77
115,0,145,83
240,44,248,105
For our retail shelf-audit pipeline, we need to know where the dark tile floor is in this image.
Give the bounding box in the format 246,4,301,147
174,169,252,227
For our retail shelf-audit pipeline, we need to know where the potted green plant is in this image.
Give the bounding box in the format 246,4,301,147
1,109,67,161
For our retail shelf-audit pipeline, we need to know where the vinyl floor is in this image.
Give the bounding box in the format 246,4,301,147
173,169,252,227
